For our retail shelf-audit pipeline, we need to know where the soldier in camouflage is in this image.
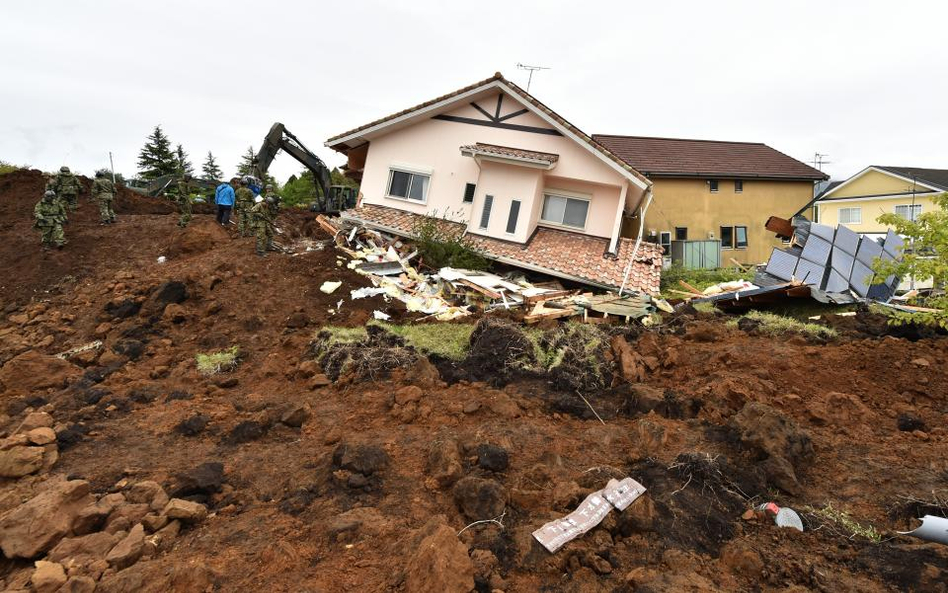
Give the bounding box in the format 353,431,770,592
176,174,193,228
51,166,82,212
235,178,254,237
92,171,116,224
251,190,279,256
34,190,67,249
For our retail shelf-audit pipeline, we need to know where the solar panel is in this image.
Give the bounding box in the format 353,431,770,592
850,260,874,297
834,224,859,255
824,268,851,293
765,249,800,281
794,259,826,286
801,235,832,266
856,237,883,266
808,223,836,242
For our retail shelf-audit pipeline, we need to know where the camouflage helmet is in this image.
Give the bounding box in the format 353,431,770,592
60,166,70,173
44,190,56,199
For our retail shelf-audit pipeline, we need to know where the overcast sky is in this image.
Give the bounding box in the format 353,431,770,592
2,1,946,184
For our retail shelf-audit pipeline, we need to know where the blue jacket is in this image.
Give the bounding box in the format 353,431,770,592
215,183,235,206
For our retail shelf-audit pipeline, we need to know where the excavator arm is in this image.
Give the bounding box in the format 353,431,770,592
254,123,337,211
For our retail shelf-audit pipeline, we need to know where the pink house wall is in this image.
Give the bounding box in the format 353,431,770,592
358,90,636,242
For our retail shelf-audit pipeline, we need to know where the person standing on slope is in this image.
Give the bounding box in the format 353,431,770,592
235,178,254,237
92,171,116,225
215,177,236,226
34,190,67,249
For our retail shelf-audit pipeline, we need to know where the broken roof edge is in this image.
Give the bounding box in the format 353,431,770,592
339,210,657,293
324,72,652,190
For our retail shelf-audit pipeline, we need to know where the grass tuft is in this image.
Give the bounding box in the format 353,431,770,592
316,322,475,361
728,310,837,339
805,504,883,542
196,346,240,375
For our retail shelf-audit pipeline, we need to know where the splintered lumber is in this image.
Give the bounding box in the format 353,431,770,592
581,294,653,319
522,289,576,306
729,258,749,272
678,280,704,295
315,214,341,237
524,301,580,324
455,279,503,300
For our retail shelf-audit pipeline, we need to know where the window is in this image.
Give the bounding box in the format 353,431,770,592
734,180,743,193
463,183,476,203
540,193,589,229
709,179,719,193
735,226,748,249
675,227,688,241
506,200,521,234
895,204,922,221
659,231,671,253
386,169,429,202
838,207,862,224
720,226,734,249
479,195,493,230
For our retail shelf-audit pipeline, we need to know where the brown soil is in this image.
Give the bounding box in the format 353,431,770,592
1,169,947,592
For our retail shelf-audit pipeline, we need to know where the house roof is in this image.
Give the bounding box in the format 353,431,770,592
460,142,560,165
591,135,828,181
340,203,664,293
874,166,948,192
324,72,652,189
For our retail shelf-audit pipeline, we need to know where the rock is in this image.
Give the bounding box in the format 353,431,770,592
470,548,499,585
19,411,55,432
31,560,67,593
0,479,93,558
285,312,309,328
280,404,311,428
72,493,126,535
759,455,802,495
327,507,384,541
427,439,464,488
127,481,164,505
162,303,187,323
150,281,188,309
332,443,389,476
226,420,266,443
170,461,224,500
720,541,764,578
174,414,209,436
111,339,144,361
26,427,57,445
911,357,930,367
59,576,97,593
394,385,423,405
732,402,813,467
476,443,509,472
48,531,122,564
104,298,141,319
347,473,369,489
104,503,150,532
453,477,508,521
150,520,181,552
141,513,168,532
296,360,321,379
404,524,474,593
162,499,207,523
0,445,44,477
106,523,145,570
0,350,80,392
897,412,926,432
308,373,332,389
150,488,170,513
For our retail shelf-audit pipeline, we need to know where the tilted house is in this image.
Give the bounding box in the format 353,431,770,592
324,73,663,293
814,166,948,239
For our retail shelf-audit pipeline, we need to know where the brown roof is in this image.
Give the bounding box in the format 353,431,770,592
325,72,651,188
592,135,828,181
341,203,664,293
461,143,559,164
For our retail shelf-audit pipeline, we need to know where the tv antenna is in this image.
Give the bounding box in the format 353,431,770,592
516,63,550,92
811,152,831,171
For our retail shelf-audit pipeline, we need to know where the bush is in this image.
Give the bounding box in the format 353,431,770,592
412,211,489,271
0,160,20,176
195,346,240,375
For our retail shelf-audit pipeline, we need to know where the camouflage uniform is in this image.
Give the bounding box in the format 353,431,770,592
176,177,192,227
251,196,278,256
52,167,81,212
34,191,67,248
92,175,116,224
235,186,254,237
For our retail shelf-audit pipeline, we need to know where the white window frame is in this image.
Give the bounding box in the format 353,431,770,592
894,203,922,221
539,190,591,231
838,207,862,225
734,225,748,249
385,166,431,204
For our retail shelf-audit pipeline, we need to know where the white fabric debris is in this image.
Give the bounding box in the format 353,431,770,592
319,281,342,294
373,310,391,321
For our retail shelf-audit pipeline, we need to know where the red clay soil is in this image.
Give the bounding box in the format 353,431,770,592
1,169,947,592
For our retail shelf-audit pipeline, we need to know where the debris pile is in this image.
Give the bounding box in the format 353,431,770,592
317,214,664,324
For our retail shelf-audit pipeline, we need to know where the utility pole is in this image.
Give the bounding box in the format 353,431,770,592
108,151,116,184
516,63,550,92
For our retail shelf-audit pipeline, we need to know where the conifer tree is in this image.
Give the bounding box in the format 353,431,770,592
136,125,176,180
202,151,223,181
236,146,256,177
175,144,195,177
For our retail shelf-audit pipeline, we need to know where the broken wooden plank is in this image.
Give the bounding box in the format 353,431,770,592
679,280,704,295
455,278,503,300
523,290,576,306
315,214,341,237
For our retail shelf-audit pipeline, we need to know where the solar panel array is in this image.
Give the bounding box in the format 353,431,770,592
764,222,904,300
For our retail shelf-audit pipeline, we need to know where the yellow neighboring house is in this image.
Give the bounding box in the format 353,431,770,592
816,166,948,238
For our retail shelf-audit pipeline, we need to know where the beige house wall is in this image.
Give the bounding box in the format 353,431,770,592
817,195,938,234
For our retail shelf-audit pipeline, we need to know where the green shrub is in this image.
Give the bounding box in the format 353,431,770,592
660,264,755,295
315,322,475,361
412,211,489,271
0,160,20,176
195,346,240,375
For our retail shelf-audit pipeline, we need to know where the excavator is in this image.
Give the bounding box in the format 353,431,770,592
252,122,357,213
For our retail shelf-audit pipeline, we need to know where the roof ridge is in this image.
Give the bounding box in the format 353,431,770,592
592,134,766,146
874,165,948,173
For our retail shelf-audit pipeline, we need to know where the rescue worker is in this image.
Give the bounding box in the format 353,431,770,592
92,171,116,224
51,166,82,212
251,193,278,256
235,178,254,237
214,178,236,226
176,174,193,228
34,190,67,249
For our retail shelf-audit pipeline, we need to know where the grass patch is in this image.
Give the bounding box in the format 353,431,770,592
728,310,837,339
805,504,883,542
195,346,240,375
0,160,20,176
316,322,475,361
692,302,719,314
660,264,755,299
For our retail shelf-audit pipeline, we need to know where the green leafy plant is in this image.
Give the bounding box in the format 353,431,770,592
873,192,948,328
728,310,837,339
659,264,755,299
195,346,240,375
0,160,21,175
412,210,489,271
